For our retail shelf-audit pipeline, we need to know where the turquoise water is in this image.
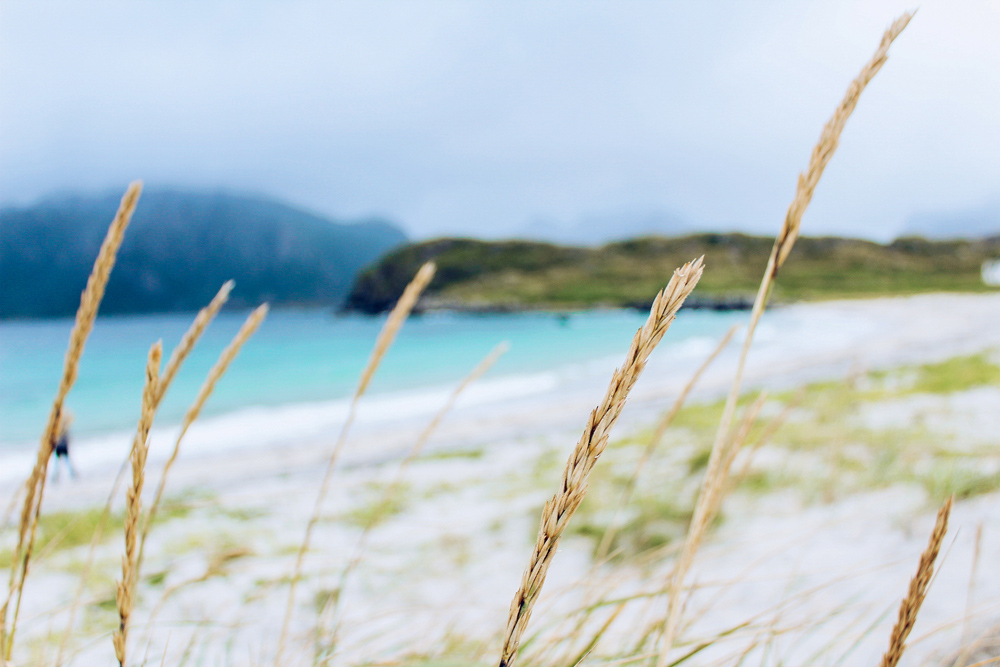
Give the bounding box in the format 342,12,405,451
0,308,743,446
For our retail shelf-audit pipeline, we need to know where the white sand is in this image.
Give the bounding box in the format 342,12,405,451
5,292,1000,667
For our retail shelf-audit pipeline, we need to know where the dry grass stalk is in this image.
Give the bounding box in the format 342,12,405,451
276,262,436,663
357,261,437,398
655,15,912,667
317,341,510,651
1,485,24,537
559,600,628,667
365,340,509,532
656,393,767,667
596,325,738,559
143,546,254,636
113,282,234,495
709,393,767,517
113,342,162,667
156,280,234,405
647,325,739,461
1,181,142,662
54,285,237,667
400,340,506,471
710,10,913,484
773,12,913,273
497,258,704,667
729,389,803,491
54,488,117,667
953,523,985,667
352,340,508,539
138,303,269,573
708,10,913,468
877,497,952,667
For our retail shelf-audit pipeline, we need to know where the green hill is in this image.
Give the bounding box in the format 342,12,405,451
0,189,407,318
345,233,1000,313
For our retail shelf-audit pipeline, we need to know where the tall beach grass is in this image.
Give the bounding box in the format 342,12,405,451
5,11,989,667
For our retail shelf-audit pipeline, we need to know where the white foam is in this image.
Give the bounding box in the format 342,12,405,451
10,292,995,488
0,322,798,487
0,369,563,485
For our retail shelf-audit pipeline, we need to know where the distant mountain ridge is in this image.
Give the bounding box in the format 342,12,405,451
0,189,407,318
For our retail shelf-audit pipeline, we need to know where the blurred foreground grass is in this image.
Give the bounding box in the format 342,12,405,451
571,351,1000,560
7,350,998,666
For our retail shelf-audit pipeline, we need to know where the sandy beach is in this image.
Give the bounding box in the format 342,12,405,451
5,292,1000,667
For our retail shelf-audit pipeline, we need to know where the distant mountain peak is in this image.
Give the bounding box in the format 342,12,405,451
0,188,407,318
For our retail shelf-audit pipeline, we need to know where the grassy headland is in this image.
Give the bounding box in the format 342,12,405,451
345,233,1000,313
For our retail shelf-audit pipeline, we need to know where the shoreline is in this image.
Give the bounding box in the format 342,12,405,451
3,286,997,323
401,289,1000,315
412,292,761,314
15,291,1000,506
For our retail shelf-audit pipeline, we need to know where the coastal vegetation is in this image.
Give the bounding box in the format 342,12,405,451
346,233,1000,313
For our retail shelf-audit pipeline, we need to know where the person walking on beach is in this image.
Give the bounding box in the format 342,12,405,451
52,411,77,482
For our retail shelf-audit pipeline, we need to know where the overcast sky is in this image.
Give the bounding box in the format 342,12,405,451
1,1,998,241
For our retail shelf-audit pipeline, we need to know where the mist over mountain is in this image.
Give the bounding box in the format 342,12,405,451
0,189,407,318
514,210,689,246
902,201,1000,240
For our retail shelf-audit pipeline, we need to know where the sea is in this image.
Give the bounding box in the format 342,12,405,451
0,308,745,482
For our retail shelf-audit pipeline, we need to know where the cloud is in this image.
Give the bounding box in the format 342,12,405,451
1,0,997,241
